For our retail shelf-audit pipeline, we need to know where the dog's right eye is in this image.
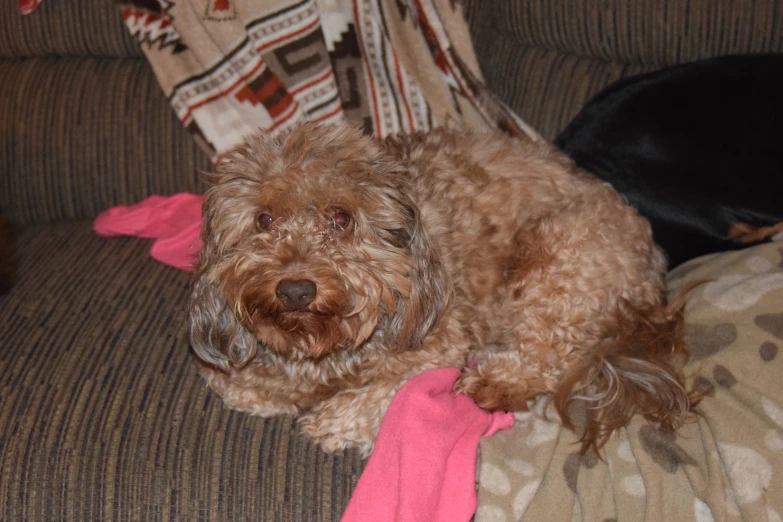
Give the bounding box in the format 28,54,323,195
256,213,274,230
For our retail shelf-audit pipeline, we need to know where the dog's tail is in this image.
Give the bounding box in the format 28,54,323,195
553,291,704,454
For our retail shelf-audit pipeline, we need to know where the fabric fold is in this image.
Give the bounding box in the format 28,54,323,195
341,368,514,522
94,193,203,271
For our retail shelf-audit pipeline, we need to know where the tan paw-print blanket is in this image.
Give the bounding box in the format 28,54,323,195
476,241,783,522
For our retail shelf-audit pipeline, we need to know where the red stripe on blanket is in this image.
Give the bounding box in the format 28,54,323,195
312,103,344,124
236,70,296,119
256,18,321,54
353,0,381,137
291,68,335,95
268,101,302,131
392,53,414,132
180,60,265,122
177,18,321,123
411,0,485,123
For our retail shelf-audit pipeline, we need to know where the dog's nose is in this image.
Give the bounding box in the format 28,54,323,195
276,279,317,310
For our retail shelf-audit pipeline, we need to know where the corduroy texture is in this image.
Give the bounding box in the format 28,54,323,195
0,222,365,521
464,0,783,139
473,0,783,67
0,0,141,58
0,58,212,226
470,44,652,140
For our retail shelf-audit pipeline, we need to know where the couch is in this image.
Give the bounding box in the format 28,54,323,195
1,0,780,520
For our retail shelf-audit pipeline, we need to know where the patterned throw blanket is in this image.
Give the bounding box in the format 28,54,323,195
113,0,535,162
94,0,538,274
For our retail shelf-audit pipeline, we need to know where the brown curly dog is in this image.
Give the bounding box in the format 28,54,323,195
188,122,699,455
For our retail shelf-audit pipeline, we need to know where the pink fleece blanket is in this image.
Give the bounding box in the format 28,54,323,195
341,368,514,522
93,193,203,271
18,0,42,14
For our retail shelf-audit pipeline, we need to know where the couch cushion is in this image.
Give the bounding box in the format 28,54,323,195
0,57,212,226
0,0,141,58
472,0,783,68
0,222,364,521
467,43,652,140
464,0,783,139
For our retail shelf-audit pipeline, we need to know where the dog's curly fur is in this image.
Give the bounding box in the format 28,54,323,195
189,122,700,455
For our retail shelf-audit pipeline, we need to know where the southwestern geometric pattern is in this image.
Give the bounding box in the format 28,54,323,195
119,0,186,54
328,21,374,133
204,0,237,21
236,66,296,119
115,0,538,163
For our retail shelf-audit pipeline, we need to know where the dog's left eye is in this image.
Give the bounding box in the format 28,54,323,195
256,212,275,230
332,211,354,232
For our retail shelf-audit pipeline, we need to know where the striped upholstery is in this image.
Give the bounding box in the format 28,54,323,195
466,0,783,139
0,57,211,226
0,0,140,58
477,0,783,66
0,223,364,521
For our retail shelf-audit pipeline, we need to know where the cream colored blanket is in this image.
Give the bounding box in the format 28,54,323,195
477,241,783,522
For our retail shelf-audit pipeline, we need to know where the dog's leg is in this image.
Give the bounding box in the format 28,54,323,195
200,363,311,417
458,192,696,450
728,221,783,244
299,380,400,456
455,352,556,412
301,329,470,455
456,193,631,411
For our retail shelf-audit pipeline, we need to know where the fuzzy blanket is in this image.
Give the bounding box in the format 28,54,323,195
476,241,783,522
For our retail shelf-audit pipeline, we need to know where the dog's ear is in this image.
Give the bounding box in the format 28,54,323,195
188,272,258,372
386,201,451,350
188,218,257,371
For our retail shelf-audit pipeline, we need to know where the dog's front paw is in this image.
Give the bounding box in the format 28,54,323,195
454,368,499,409
455,366,542,412
298,391,383,457
299,413,373,456
201,367,299,417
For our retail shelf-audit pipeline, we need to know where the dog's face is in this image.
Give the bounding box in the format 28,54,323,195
189,123,448,370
